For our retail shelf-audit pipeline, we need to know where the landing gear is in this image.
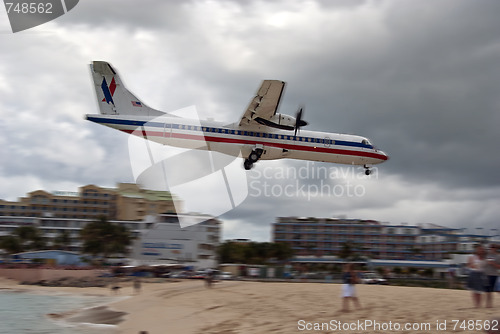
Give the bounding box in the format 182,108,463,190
364,164,371,176
244,160,253,170
244,148,263,170
249,151,260,162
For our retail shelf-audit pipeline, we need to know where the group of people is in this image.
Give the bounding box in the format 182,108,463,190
467,243,500,308
341,243,500,312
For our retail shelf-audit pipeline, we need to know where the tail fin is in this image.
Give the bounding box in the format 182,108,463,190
90,61,165,116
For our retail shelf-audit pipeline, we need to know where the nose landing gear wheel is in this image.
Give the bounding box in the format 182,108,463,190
364,164,371,175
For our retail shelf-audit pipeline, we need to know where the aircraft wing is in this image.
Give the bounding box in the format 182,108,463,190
239,80,285,127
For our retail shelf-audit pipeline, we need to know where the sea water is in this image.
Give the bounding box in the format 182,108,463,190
0,290,117,334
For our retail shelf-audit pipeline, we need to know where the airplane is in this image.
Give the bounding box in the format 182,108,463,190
85,61,388,174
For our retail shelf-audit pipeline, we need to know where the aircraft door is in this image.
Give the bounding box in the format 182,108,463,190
324,136,331,147
164,122,171,139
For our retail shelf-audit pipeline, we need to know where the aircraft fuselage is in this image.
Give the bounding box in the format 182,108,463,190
86,114,389,166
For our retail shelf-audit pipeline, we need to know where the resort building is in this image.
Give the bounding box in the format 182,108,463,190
0,183,179,221
273,217,492,261
0,184,221,268
131,213,221,269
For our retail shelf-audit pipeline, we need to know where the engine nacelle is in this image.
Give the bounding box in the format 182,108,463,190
255,113,296,130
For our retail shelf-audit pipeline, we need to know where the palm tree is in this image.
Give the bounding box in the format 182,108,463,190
217,241,246,263
14,226,46,251
217,241,294,264
338,241,355,261
79,216,133,261
53,230,71,250
0,235,23,255
271,242,294,262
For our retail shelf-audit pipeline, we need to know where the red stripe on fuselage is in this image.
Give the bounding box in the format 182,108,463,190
119,128,388,161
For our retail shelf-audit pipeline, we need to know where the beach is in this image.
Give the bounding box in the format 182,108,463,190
111,280,500,334
2,277,500,333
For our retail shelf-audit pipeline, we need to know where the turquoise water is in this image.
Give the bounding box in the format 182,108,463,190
0,291,117,334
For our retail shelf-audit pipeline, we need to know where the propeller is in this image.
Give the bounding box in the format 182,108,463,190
294,106,308,138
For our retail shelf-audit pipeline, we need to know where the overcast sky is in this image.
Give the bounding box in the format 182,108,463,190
1,0,499,241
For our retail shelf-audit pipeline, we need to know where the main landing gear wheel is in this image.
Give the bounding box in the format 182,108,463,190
244,148,264,170
249,151,259,162
244,160,253,170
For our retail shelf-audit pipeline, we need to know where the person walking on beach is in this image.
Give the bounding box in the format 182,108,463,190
447,265,457,289
133,277,142,295
341,263,361,312
484,244,500,307
205,269,214,288
110,277,121,295
466,244,487,308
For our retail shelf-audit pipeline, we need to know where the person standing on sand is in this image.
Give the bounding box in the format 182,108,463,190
467,244,487,308
447,265,457,289
205,269,214,288
484,244,500,307
133,277,142,294
341,263,361,312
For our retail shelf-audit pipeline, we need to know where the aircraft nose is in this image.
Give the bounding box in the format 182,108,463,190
380,150,389,161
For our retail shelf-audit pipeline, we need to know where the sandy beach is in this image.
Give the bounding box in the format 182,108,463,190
2,277,500,333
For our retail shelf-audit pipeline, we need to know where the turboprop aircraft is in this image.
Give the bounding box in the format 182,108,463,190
85,61,388,174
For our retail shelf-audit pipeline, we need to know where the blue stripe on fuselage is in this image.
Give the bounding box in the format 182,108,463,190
86,116,374,149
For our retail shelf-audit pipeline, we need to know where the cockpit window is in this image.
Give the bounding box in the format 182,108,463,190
361,138,373,148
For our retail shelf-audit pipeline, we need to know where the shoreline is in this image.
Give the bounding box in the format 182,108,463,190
0,277,129,331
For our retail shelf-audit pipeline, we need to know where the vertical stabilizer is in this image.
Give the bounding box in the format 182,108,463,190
90,61,165,116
